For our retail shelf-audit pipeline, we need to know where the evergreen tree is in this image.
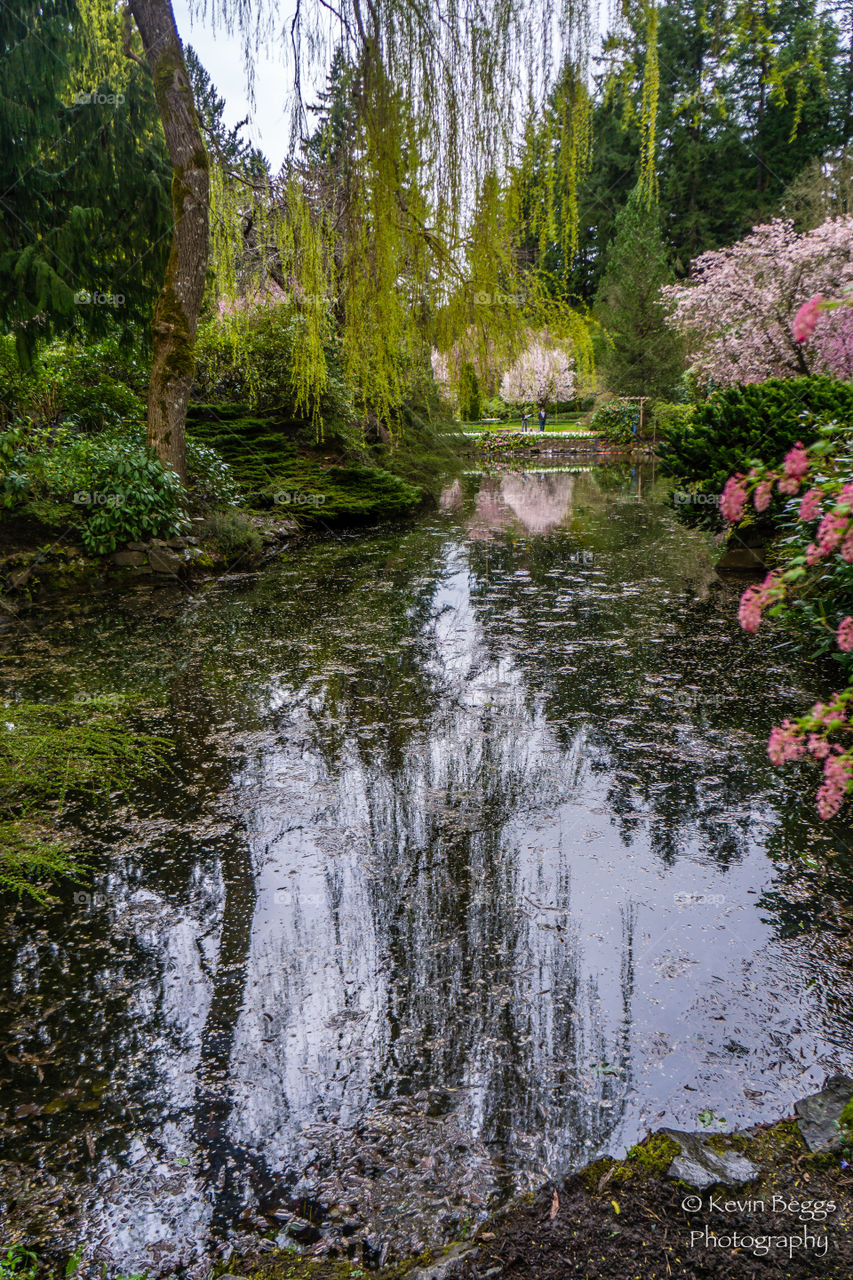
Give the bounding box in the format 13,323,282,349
594,186,683,399
0,0,172,363
458,362,481,421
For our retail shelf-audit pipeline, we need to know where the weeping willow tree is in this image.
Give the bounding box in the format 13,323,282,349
125,0,661,471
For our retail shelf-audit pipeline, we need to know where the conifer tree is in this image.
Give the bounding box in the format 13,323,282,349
594,185,683,399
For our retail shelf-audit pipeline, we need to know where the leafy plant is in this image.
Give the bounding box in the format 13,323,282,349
660,376,853,496
198,510,264,565
589,400,641,444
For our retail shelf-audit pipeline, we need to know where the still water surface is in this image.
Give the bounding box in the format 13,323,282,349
1,464,852,1272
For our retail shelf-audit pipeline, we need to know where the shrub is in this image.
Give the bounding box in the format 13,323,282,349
198,510,264,565
0,333,147,433
589,400,641,444
650,401,694,442
660,376,853,495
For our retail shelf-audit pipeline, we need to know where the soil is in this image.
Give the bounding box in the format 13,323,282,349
454,1122,853,1280
233,1120,853,1280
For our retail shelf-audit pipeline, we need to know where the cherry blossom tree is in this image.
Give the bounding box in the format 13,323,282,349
663,217,853,386
499,340,576,407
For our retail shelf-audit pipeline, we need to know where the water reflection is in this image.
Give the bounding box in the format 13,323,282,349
1,465,852,1273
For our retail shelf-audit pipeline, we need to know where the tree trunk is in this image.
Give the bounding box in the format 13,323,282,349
128,0,209,481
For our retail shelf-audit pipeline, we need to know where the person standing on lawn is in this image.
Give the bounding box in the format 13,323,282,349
538,407,546,431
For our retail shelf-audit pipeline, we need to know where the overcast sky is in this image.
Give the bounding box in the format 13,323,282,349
171,1,297,172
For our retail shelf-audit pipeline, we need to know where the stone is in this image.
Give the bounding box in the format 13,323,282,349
110,551,147,567
148,549,184,575
163,537,188,548
662,1129,760,1189
794,1075,853,1152
715,544,765,572
126,542,149,551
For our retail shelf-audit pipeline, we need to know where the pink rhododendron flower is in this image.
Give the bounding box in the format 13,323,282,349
753,480,773,513
767,720,806,764
816,751,853,820
738,589,763,633
720,475,747,522
783,442,809,480
798,488,822,521
816,510,849,555
792,295,824,343
807,734,831,760
838,616,853,653
776,475,801,496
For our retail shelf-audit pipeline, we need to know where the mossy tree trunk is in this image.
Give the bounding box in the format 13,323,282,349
128,0,209,482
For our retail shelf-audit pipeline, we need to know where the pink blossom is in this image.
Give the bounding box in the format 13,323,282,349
753,480,773,512
663,220,853,385
792,295,823,343
720,475,747,522
798,488,822,521
784,442,810,480
838,617,853,653
776,475,801,496
767,720,806,764
838,482,853,511
738,588,763,633
807,734,831,760
816,509,849,555
805,541,826,565
841,531,853,563
816,751,852,820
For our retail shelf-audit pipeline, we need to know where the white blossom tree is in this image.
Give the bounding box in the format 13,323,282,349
500,340,576,407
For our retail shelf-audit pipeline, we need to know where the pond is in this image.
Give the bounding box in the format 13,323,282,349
1,462,852,1274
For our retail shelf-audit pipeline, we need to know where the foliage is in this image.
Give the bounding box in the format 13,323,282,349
589,400,641,444
650,401,693,442
718,423,853,819
198,510,264,565
0,0,171,362
0,700,168,899
458,363,481,422
594,187,683,399
0,332,147,433
663,217,853,385
659,376,853,496
0,1249,38,1280
0,426,190,553
194,306,358,444
499,339,576,407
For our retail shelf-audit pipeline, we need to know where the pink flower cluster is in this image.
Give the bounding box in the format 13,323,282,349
817,752,853,820
792,296,823,343
737,572,782,634
724,431,853,820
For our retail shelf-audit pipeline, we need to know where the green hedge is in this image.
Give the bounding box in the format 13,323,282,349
589,400,641,444
659,376,853,495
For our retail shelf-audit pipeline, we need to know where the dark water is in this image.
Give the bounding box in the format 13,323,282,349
1,464,852,1274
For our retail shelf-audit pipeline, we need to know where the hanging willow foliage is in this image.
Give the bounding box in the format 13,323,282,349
195,0,658,429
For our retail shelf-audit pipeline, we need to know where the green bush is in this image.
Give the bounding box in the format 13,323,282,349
650,401,693,442
194,306,360,446
198,510,264,565
590,400,641,443
0,333,147,433
659,376,853,495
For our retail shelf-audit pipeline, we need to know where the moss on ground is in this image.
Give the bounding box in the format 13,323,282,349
186,402,459,524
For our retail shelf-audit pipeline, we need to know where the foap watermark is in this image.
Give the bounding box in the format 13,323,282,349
274,491,326,508
71,691,130,707
672,491,720,507
74,891,108,909
74,290,125,308
73,491,125,507
567,550,594,565
671,689,726,713
674,891,725,906
72,90,125,107
473,289,524,306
